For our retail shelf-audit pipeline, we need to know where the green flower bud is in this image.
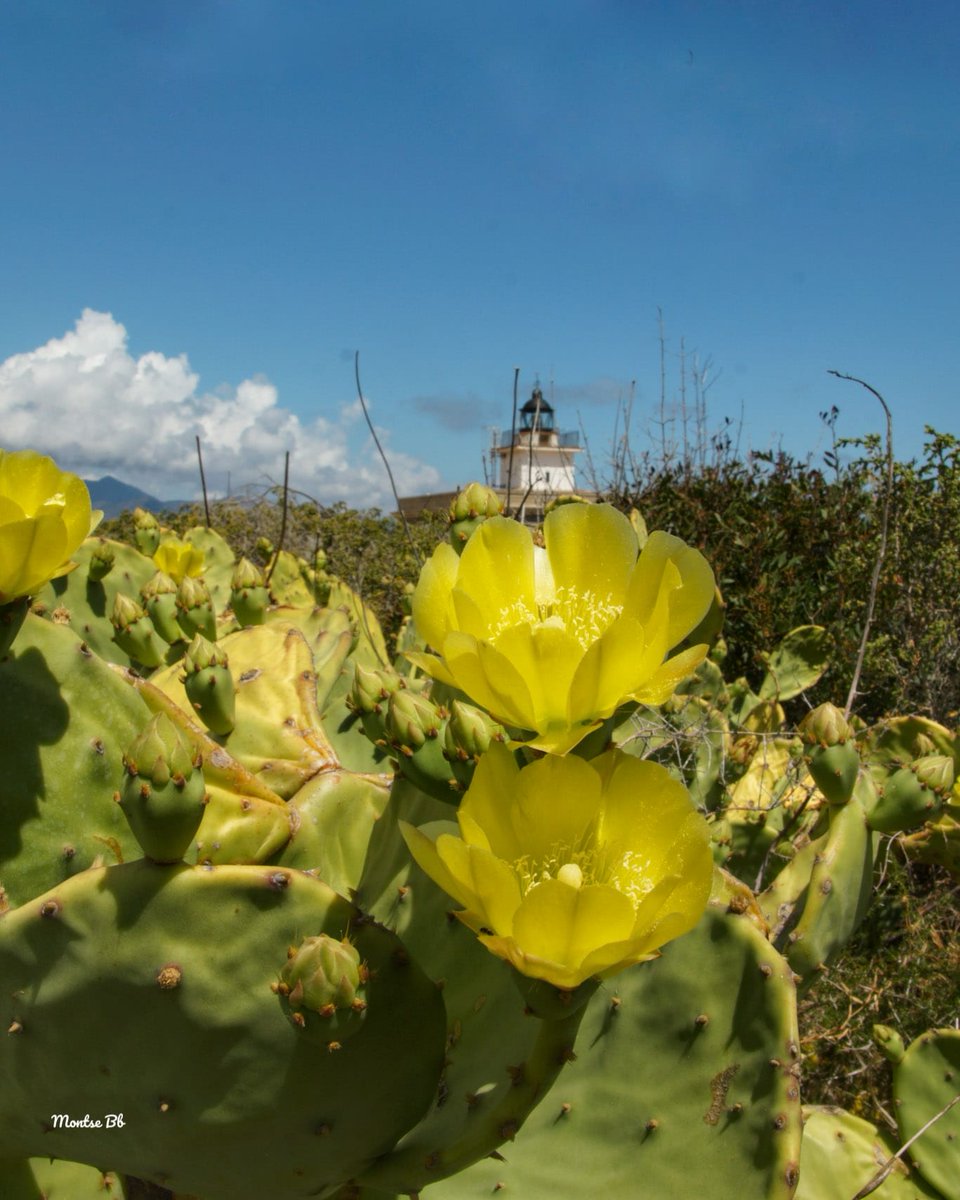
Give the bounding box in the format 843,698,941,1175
110,592,166,668
385,688,441,751
132,507,160,557
443,700,506,761
448,482,504,551
542,493,587,516
119,714,206,862
799,703,853,748
800,703,859,806
231,556,264,591
88,539,116,582
348,664,406,716
141,570,184,644
912,753,955,796
176,575,217,642
230,557,270,627
873,1024,906,1065
278,935,368,1047
182,634,235,736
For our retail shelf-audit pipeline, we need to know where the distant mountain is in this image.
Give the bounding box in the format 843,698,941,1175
85,475,190,520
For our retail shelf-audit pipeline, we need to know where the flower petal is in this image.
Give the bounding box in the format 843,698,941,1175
0,513,69,602
434,837,523,935
492,619,582,728
631,644,708,705
442,631,537,731
400,822,478,911
510,753,602,863
543,502,638,607
403,650,459,687
454,516,536,638
457,742,525,861
567,614,661,722
510,880,638,986
412,541,460,650
625,530,715,647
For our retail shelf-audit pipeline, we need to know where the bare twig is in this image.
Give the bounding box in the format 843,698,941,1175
195,435,211,528
354,351,421,570
525,382,542,499
827,371,894,717
850,1091,960,1199
506,367,520,516
577,410,600,494
264,450,290,584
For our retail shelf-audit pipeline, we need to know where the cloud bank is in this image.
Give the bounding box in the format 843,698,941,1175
0,310,441,508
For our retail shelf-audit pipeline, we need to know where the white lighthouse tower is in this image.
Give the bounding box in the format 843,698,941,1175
490,383,582,523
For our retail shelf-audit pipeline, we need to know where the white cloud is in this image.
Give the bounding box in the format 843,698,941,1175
0,310,440,508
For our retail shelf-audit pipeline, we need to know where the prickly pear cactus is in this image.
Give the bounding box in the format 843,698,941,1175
4,458,946,1200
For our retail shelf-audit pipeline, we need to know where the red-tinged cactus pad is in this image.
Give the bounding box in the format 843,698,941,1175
893,1029,960,1200
796,1107,941,1200
0,862,446,1200
388,907,802,1200
0,615,151,908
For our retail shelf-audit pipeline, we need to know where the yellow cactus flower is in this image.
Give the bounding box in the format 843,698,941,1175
401,744,713,990
408,502,714,753
152,537,205,584
0,448,102,604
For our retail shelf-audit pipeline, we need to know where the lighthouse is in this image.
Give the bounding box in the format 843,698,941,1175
489,383,582,522
398,380,590,524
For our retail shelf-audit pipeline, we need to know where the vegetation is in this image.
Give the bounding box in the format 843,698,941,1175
93,427,960,1147
610,428,960,724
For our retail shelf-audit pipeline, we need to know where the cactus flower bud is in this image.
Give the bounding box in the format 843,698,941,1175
448,482,504,551
182,634,236,736
87,539,116,582
230,557,270,627
799,703,853,748
912,753,955,796
279,934,368,1046
873,1024,906,1065
443,699,507,789
348,664,405,716
119,713,207,862
443,699,506,762
110,592,167,668
141,570,184,644
800,703,859,806
542,493,587,517
176,574,217,642
133,507,160,557
385,688,441,752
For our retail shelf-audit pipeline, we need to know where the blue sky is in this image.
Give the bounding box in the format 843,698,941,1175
2,1,958,506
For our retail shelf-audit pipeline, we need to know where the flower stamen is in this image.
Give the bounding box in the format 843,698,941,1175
491,586,623,649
